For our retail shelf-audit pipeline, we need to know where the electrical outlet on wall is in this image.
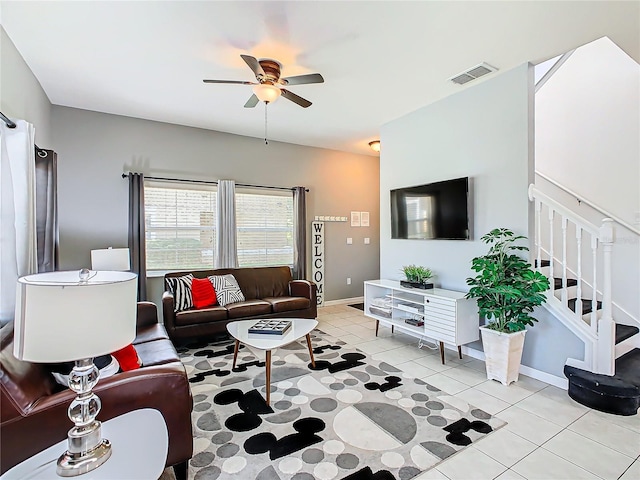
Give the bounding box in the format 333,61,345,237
346,238,353,245
347,277,351,285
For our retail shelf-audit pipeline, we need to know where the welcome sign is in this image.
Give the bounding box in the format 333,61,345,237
311,221,324,306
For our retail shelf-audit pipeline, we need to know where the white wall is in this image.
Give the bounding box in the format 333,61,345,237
380,64,584,378
51,106,380,309
536,37,640,227
0,27,52,145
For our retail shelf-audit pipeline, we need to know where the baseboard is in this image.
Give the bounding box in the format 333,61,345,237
323,296,364,307
460,345,569,390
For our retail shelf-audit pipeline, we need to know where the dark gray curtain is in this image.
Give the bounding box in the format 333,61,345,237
128,173,147,300
292,187,307,280
35,149,58,272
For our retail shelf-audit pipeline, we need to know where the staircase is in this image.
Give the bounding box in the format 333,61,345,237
529,184,640,415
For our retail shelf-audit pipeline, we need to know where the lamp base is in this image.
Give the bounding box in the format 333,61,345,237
56,420,112,477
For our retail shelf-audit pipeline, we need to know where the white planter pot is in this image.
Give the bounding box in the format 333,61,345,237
480,326,527,386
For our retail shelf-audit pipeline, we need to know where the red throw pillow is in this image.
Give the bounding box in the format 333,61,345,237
112,344,141,371
191,277,217,309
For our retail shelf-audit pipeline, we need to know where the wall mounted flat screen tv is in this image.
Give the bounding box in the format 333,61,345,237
390,177,471,240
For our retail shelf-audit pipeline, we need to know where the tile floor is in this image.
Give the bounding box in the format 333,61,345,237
317,304,640,480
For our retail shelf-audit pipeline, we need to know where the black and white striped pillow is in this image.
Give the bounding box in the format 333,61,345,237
208,274,245,307
165,274,194,312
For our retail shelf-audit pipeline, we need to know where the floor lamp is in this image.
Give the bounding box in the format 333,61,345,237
13,269,137,476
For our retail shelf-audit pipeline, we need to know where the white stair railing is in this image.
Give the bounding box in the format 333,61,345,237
528,184,615,375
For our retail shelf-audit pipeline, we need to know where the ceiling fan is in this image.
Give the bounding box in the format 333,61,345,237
203,54,324,108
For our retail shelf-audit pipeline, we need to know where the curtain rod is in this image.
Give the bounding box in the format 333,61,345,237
121,173,309,192
1,111,47,156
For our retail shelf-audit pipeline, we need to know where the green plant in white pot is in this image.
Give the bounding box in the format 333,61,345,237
465,228,550,385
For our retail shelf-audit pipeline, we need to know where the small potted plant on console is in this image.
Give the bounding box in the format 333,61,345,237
465,228,550,385
400,265,434,289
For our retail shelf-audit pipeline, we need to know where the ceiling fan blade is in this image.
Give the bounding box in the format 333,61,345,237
203,79,257,85
281,73,324,86
244,94,259,108
280,89,312,108
241,54,266,78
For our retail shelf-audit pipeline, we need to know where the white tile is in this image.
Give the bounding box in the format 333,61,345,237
441,365,488,387
353,339,391,355
475,380,537,404
372,346,424,364
513,374,548,393
395,360,437,379
620,459,640,480
463,358,488,373
516,387,588,427
414,354,457,373
592,408,640,434
455,387,511,415
436,447,507,480
493,470,526,480
413,468,450,479
338,334,366,345
422,373,470,395
341,324,378,339
395,345,430,360
568,410,640,458
511,447,601,479
315,325,345,337
543,429,634,479
473,429,537,467
496,405,564,445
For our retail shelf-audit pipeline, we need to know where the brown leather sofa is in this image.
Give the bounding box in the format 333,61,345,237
0,302,193,479
163,266,317,343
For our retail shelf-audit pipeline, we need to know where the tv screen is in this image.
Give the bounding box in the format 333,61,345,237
390,177,471,240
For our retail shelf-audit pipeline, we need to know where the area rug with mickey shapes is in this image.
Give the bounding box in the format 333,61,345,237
177,328,506,480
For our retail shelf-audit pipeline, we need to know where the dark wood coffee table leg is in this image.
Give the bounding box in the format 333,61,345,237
458,345,463,359
375,320,379,336
232,339,240,369
305,334,316,368
439,341,445,364
265,350,272,406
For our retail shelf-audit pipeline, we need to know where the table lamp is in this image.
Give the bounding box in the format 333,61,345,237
90,247,130,271
13,269,138,477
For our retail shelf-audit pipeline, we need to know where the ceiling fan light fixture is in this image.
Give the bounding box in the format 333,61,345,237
253,84,281,103
369,140,381,152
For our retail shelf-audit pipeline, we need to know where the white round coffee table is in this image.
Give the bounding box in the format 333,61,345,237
227,318,318,405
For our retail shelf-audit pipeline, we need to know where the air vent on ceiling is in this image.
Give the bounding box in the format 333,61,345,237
449,63,498,85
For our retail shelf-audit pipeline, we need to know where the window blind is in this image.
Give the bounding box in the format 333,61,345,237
144,182,217,270
236,188,294,268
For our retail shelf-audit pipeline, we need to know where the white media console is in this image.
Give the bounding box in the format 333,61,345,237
364,279,480,364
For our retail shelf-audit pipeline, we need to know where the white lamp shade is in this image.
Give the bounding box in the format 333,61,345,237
14,270,138,362
91,248,130,271
253,84,281,103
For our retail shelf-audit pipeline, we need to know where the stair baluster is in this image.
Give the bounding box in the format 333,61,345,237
535,199,542,271
591,236,598,331
575,227,583,325
561,216,568,305
548,207,555,281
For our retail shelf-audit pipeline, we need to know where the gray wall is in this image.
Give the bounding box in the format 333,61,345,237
50,106,380,309
0,27,52,145
379,63,583,378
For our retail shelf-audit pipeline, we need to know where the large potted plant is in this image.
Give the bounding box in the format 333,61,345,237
465,228,550,385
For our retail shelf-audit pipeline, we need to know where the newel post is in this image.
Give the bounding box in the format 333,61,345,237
595,218,615,375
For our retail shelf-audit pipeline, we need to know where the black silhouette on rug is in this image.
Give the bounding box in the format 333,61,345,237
244,417,325,460
189,368,231,383
364,375,402,392
312,344,342,354
309,352,366,373
193,343,243,358
342,466,396,479
443,418,493,446
213,388,273,432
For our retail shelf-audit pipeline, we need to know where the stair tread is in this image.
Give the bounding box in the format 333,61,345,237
616,348,640,387
553,277,578,290
535,259,551,268
616,324,640,345
568,298,603,315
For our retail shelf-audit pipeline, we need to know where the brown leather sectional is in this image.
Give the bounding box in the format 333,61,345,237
0,302,193,479
163,266,317,343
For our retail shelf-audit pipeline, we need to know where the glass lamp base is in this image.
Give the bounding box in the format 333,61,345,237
57,437,112,477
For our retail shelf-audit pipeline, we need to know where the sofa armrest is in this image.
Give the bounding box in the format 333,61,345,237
289,280,316,300
1,363,193,473
162,291,176,329
137,301,158,329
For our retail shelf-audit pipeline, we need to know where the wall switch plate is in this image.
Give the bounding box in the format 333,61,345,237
347,277,351,285
364,237,370,244
346,237,353,245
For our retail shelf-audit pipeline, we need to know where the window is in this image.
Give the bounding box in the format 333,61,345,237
144,182,217,271
236,188,294,267
144,182,294,271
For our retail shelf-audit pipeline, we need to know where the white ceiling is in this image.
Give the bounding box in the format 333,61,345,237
2,1,638,156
